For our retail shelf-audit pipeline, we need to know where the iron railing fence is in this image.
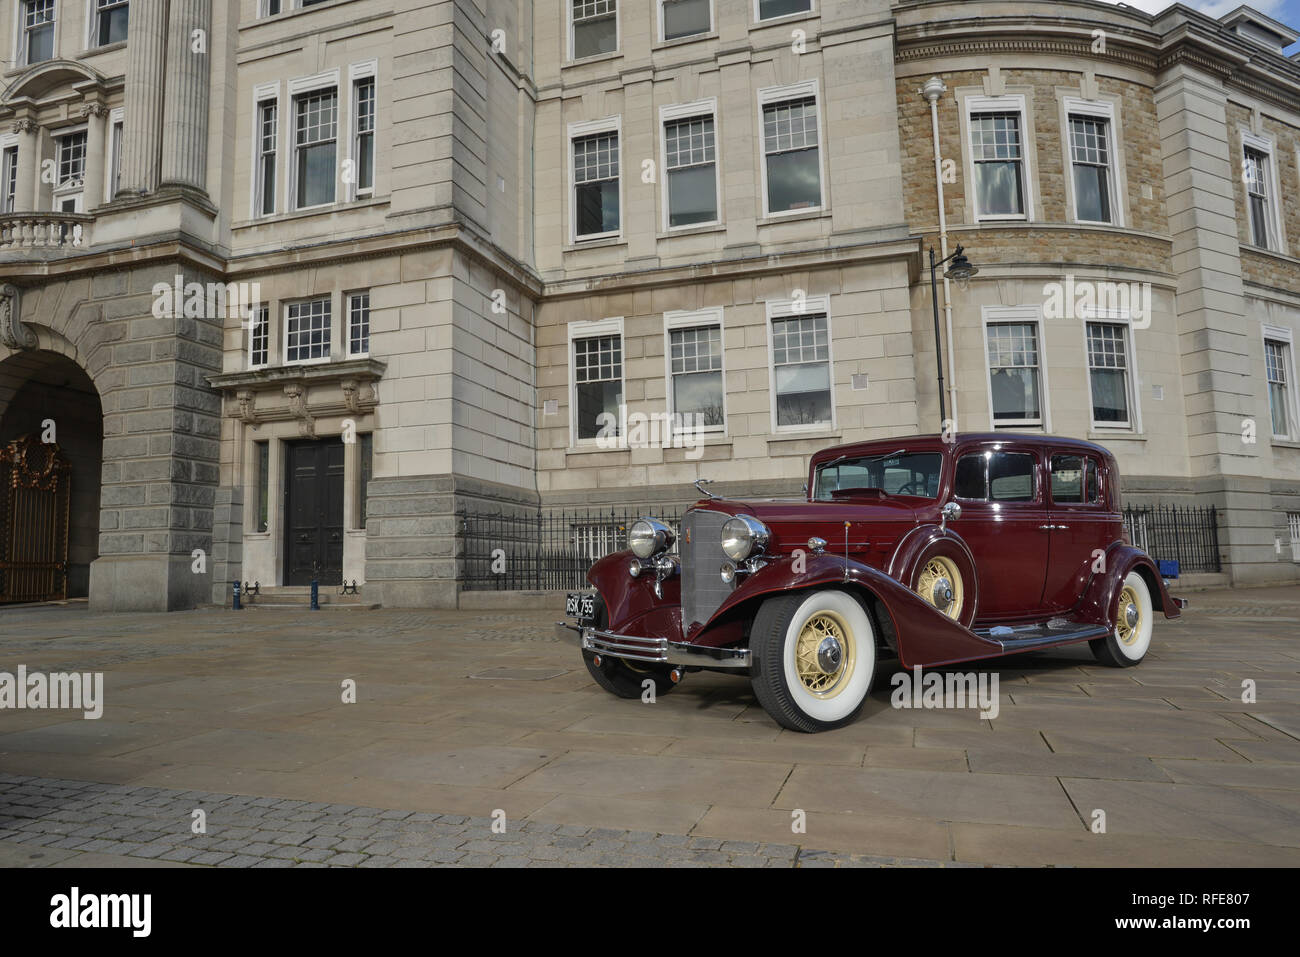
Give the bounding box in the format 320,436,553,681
1122,504,1221,574
460,506,686,591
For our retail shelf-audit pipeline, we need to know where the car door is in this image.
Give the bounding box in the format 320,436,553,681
1042,450,1109,613
946,444,1050,622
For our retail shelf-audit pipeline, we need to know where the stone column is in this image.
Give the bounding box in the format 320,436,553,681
12,118,37,211
118,0,168,196
160,0,212,193
81,103,109,211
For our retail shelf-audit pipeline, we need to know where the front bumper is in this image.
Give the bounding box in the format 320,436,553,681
555,621,751,670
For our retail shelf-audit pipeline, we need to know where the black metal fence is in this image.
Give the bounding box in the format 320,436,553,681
1122,504,1221,574
460,507,685,591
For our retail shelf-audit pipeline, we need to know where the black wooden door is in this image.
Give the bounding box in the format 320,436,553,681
283,439,345,586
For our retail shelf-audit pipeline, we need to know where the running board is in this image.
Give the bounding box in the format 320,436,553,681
974,620,1111,654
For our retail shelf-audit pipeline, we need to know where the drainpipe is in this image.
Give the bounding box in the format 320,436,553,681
922,77,958,429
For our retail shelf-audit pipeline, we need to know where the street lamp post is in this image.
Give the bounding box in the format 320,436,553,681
928,244,978,428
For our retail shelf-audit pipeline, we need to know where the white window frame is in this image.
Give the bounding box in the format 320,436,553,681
659,98,721,233
346,290,370,359
766,294,836,435
981,305,1051,431
287,69,340,213
250,80,280,219
757,80,826,220
88,0,128,49
1263,324,1298,442
104,106,123,202
283,295,334,367
1062,96,1123,228
658,0,712,42
753,0,814,24
247,303,270,371
0,133,17,214
16,0,58,66
1241,130,1286,254
567,316,625,449
348,59,377,201
568,115,623,244
965,94,1034,223
1287,511,1300,563
1080,309,1143,434
568,0,620,62
663,306,727,436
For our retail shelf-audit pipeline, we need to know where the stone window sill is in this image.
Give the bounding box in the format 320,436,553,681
232,196,390,231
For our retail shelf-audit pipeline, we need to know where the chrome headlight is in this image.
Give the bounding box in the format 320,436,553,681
721,515,770,562
628,518,674,559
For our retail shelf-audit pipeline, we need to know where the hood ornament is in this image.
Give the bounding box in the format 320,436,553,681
694,477,718,499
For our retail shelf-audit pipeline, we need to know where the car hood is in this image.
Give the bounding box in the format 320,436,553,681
689,496,922,530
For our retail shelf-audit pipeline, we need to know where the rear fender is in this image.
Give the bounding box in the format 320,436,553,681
1077,543,1182,626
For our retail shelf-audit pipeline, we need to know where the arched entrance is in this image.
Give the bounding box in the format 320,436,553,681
0,350,102,600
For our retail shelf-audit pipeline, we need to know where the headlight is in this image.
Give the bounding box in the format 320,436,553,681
628,518,674,559
721,515,770,562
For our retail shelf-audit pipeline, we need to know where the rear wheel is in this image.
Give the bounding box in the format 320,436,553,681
579,595,677,698
1089,571,1153,668
750,589,875,733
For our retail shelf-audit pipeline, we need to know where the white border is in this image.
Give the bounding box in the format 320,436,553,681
568,0,620,62
766,294,836,434
659,98,721,233
567,316,625,448
104,105,123,202
248,303,271,370
1262,323,1298,441
568,115,623,244
658,0,712,42
757,80,826,219
981,305,1051,431
663,306,727,435
287,71,341,212
250,80,281,219
1241,130,1287,255
347,59,378,202
964,94,1034,222
1079,309,1143,433
346,290,370,359
1062,96,1124,228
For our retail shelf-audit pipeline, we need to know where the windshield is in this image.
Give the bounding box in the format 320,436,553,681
813,452,944,501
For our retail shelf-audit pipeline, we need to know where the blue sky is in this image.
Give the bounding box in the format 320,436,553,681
1098,0,1300,53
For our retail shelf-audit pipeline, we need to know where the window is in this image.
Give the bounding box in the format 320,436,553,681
254,440,269,533
255,98,278,216
989,452,1036,502
572,0,617,59
761,87,822,215
666,310,724,431
353,77,375,197
358,433,372,530
1050,454,1100,504
293,88,337,209
248,304,269,369
1,147,16,213
1265,336,1294,439
1087,322,1133,427
770,300,833,430
94,0,128,46
108,115,123,199
263,0,281,14
814,452,942,500
986,321,1042,426
757,0,811,20
1069,114,1114,224
1288,512,1300,563
954,452,988,499
663,109,717,228
571,322,624,443
347,291,370,357
661,0,709,40
285,297,331,364
572,123,620,240
23,1,54,65
1244,144,1276,250
57,132,87,187
968,99,1028,219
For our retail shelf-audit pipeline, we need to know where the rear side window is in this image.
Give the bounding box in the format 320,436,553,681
989,452,1036,502
1051,454,1101,504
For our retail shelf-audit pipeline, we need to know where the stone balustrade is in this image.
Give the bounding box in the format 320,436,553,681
0,213,93,252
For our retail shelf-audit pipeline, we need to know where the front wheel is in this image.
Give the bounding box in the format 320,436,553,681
583,650,678,699
750,589,876,733
1089,570,1154,668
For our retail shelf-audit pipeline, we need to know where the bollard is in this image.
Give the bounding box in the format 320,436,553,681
310,579,319,610
232,579,241,611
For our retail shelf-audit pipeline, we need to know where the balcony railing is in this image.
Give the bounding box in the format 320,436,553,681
0,213,92,252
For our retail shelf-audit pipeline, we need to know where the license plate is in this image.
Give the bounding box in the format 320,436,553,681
566,592,595,620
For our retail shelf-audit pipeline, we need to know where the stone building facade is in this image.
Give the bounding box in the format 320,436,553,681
0,0,1297,613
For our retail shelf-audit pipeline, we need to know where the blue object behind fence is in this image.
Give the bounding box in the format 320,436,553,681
1158,559,1180,578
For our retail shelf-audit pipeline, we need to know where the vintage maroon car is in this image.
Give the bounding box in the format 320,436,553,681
557,433,1185,732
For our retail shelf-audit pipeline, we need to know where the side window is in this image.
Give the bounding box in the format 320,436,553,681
1052,454,1102,504
954,453,987,500
989,452,1036,502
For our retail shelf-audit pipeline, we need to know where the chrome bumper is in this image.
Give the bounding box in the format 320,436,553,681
555,621,751,670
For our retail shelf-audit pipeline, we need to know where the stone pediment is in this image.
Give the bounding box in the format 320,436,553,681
2,60,112,108
207,358,385,434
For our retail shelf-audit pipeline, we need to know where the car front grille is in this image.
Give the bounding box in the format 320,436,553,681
680,508,734,635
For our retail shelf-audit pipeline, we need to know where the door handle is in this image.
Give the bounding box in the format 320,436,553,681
1055,524,1069,530
1038,524,1055,531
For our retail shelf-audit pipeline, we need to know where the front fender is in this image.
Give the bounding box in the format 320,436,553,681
586,550,682,639
697,553,1004,668
1077,543,1182,626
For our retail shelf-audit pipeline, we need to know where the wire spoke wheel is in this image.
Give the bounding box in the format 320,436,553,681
1116,584,1142,646
793,611,854,697
915,555,964,620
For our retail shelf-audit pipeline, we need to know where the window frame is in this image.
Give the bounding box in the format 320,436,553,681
346,290,370,359
1081,310,1142,433
1062,96,1123,228
348,59,377,201
247,303,270,370
1048,452,1104,508
1263,324,1299,442
250,81,280,219
567,316,626,449
659,98,721,232
568,0,619,62
964,94,1034,223
753,0,814,25
766,294,836,435
0,135,17,214
568,115,623,244
663,306,727,436
981,305,1051,431
287,70,340,213
1241,130,1286,254
658,0,712,43
90,0,128,49
283,295,334,367
105,107,123,202
19,0,57,66
757,80,826,219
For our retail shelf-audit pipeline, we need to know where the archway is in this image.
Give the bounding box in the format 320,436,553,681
0,350,102,599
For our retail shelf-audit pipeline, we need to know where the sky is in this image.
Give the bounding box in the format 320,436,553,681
1096,0,1300,52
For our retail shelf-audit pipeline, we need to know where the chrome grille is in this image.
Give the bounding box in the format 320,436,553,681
680,508,734,634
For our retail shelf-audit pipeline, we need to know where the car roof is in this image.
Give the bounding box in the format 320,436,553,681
809,432,1114,464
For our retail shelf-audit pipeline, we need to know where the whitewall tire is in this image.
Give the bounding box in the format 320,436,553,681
1090,570,1154,668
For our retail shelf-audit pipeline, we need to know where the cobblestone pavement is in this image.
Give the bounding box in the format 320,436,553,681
0,774,972,868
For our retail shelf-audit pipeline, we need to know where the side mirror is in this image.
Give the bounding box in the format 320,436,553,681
941,501,961,530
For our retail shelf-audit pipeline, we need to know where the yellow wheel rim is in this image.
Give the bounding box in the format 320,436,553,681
916,556,964,620
1116,584,1142,646
794,611,856,698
